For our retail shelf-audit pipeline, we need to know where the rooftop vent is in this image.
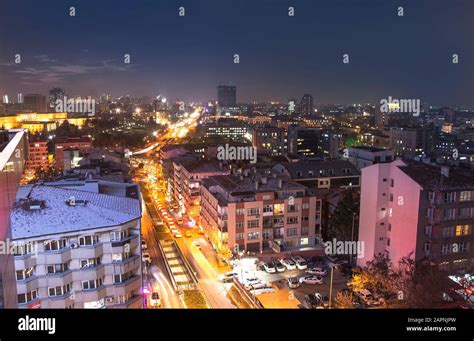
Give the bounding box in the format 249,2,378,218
65,196,88,206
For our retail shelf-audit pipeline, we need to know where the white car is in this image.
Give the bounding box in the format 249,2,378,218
299,275,323,285
150,291,161,307
275,261,286,272
263,262,276,274
306,267,327,276
174,231,182,238
281,258,296,270
141,240,147,250
142,252,151,264
292,256,308,270
287,277,300,289
219,271,238,283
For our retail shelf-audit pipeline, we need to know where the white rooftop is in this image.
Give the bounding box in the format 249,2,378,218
11,185,141,240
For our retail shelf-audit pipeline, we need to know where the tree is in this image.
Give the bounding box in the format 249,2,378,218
336,291,355,309
392,256,453,308
325,190,359,241
349,253,395,297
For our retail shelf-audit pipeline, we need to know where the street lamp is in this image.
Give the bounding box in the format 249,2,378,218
350,212,358,265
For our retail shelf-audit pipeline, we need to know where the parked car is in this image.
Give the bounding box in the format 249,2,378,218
141,240,148,250
142,252,151,264
292,256,308,270
150,291,161,307
275,261,286,272
281,258,296,270
299,275,323,285
306,267,327,276
263,262,277,274
287,277,300,289
314,293,330,308
174,231,182,238
300,294,319,309
219,271,238,283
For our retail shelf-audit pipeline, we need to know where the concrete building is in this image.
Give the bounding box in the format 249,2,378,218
347,146,394,170
200,174,322,254
0,129,28,308
24,94,47,113
358,160,474,274
54,136,92,171
11,185,143,309
272,160,360,190
173,160,229,217
287,126,341,158
26,139,49,173
252,126,285,156
217,85,237,109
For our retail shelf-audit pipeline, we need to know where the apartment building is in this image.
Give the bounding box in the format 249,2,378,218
11,185,143,309
347,146,394,170
26,139,48,172
0,129,28,308
54,136,92,171
200,174,322,255
173,160,229,216
252,126,286,156
358,160,474,274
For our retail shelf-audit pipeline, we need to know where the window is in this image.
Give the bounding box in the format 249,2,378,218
444,208,456,220
273,204,284,214
48,284,71,297
247,220,259,228
16,267,35,281
44,239,67,251
443,226,455,238
302,216,309,222
444,192,456,203
427,207,434,219
388,223,392,232
389,194,394,202
247,232,260,240
428,191,435,203
387,238,390,246
302,203,310,210
14,242,34,256
425,225,432,237
456,225,471,236
441,244,451,255
114,272,132,284
82,279,103,290
262,194,272,200
287,217,298,224
390,179,394,187
458,208,472,219
79,235,99,246
236,221,244,229
80,257,101,269
287,204,298,213
47,263,68,274
301,226,309,235
273,217,284,225
236,233,244,241
247,208,260,216
382,178,387,182
17,290,37,304
111,230,127,241
263,205,273,213
236,208,244,216
459,191,472,202
287,228,298,236
424,243,431,253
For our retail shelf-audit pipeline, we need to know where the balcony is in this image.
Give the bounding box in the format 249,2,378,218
110,276,141,296
44,247,72,264
80,285,107,302
105,255,141,275
111,234,138,248
16,276,39,294
71,243,104,259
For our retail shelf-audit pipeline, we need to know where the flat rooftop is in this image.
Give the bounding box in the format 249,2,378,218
11,185,141,240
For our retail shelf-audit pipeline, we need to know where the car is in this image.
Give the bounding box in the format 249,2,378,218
185,231,193,238
292,256,308,270
299,275,323,285
219,271,238,283
306,267,327,276
300,294,320,309
314,293,330,308
177,218,183,225
170,228,178,234
275,261,286,272
150,291,161,307
281,258,296,270
141,240,148,250
174,231,182,238
263,262,277,274
288,277,300,289
142,252,151,264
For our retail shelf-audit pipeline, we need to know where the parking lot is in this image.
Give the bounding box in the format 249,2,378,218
230,256,352,308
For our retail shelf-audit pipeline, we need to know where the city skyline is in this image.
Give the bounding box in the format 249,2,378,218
0,0,473,106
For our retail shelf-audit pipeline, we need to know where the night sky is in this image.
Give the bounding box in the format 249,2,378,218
0,0,472,106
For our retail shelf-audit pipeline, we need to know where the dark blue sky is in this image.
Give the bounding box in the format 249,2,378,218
0,0,472,106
